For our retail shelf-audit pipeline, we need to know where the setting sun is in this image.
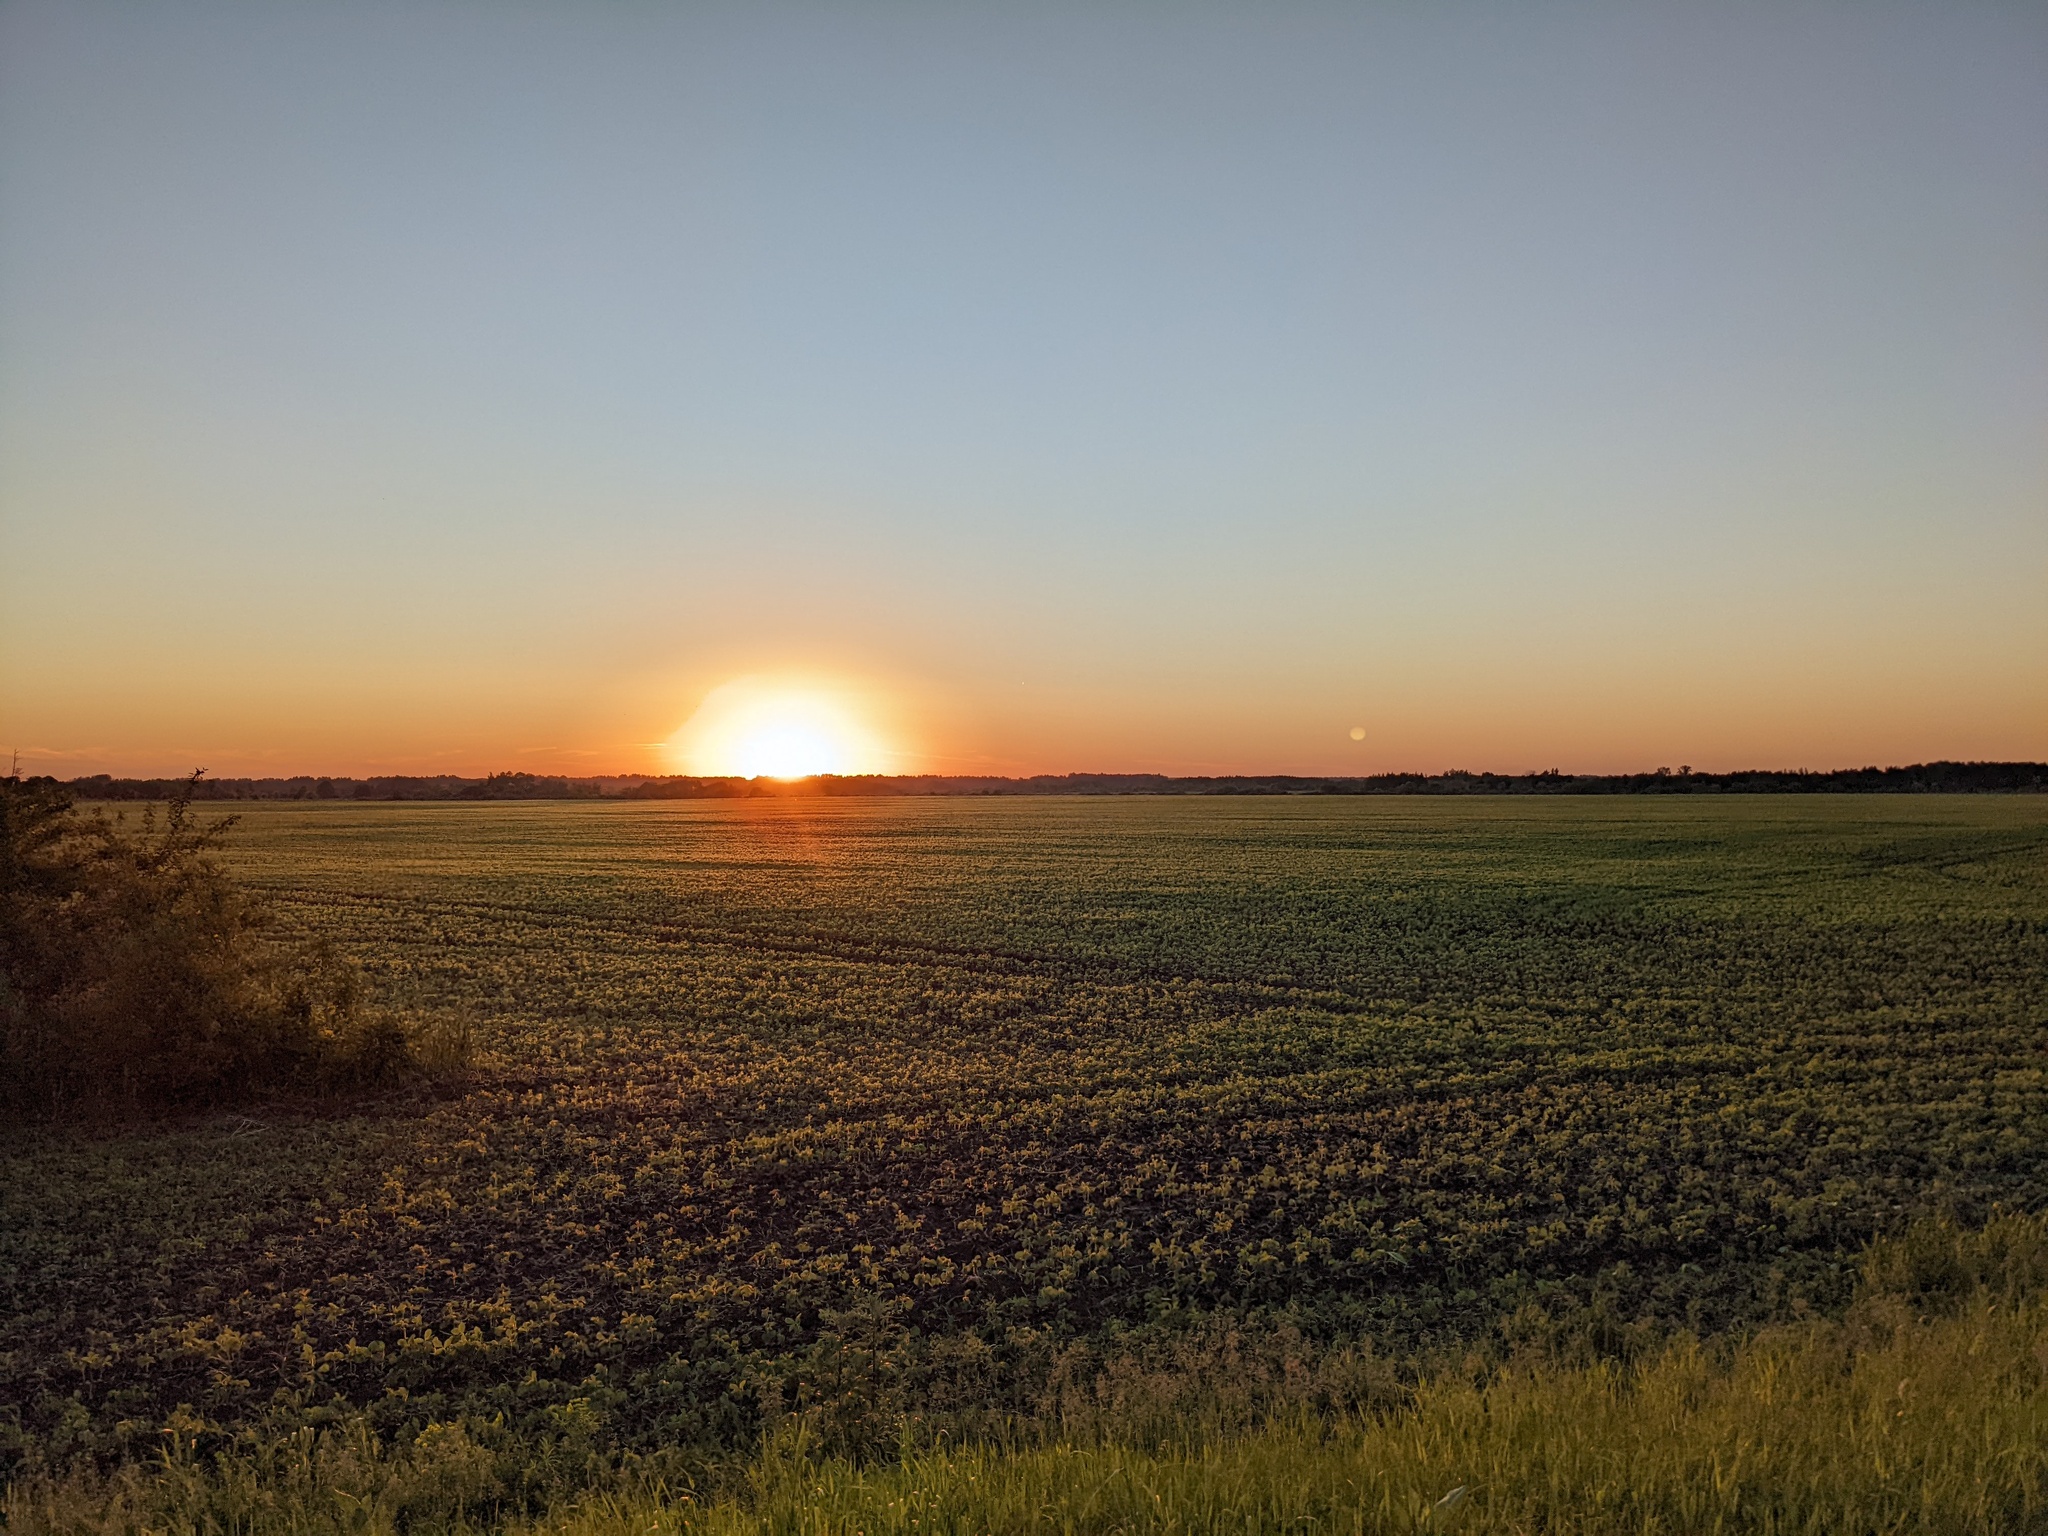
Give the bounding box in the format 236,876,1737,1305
664,678,895,779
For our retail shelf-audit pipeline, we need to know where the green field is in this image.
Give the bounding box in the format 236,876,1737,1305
6,796,2048,1523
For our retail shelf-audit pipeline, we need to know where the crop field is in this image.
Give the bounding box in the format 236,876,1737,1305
5,795,2047,1478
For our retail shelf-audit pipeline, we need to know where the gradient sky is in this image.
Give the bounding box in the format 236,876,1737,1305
3,1,2043,777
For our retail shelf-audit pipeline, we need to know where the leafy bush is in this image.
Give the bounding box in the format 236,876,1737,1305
0,772,443,1114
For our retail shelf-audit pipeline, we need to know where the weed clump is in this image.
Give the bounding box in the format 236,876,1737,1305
0,771,448,1115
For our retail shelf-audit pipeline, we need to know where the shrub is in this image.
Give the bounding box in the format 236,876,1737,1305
0,771,446,1115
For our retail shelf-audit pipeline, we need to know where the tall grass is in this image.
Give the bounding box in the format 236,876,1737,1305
581,1261,2048,1536
11,1215,2046,1535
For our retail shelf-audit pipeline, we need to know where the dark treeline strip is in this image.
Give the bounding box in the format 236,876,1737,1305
55,760,2048,801
62,771,626,801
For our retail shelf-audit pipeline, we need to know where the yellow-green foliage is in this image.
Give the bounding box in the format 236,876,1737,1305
11,1217,2047,1535
680,1272,2048,1536
3,798,2045,1487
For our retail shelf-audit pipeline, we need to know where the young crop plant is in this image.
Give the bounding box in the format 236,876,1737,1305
3,794,2044,1504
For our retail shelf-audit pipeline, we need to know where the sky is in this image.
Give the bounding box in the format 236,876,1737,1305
2,1,2043,778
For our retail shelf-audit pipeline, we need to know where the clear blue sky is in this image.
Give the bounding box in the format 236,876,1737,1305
2,1,2043,775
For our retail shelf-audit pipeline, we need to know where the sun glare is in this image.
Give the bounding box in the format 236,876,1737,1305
665,678,893,779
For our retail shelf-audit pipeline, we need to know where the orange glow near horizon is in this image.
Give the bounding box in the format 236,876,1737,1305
663,678,898,779
4,645,2044,782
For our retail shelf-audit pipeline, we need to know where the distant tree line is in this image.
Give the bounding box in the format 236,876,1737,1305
61,770,626,801
47,760,2048,801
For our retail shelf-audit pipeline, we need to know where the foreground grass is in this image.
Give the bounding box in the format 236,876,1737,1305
13,1219,2047,1536
567,1293,2048,1536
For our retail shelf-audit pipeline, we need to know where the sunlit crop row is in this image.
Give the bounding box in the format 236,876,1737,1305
4,796,2044,1472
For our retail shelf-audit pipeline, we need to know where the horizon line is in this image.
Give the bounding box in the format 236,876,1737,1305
32,760,2048,800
